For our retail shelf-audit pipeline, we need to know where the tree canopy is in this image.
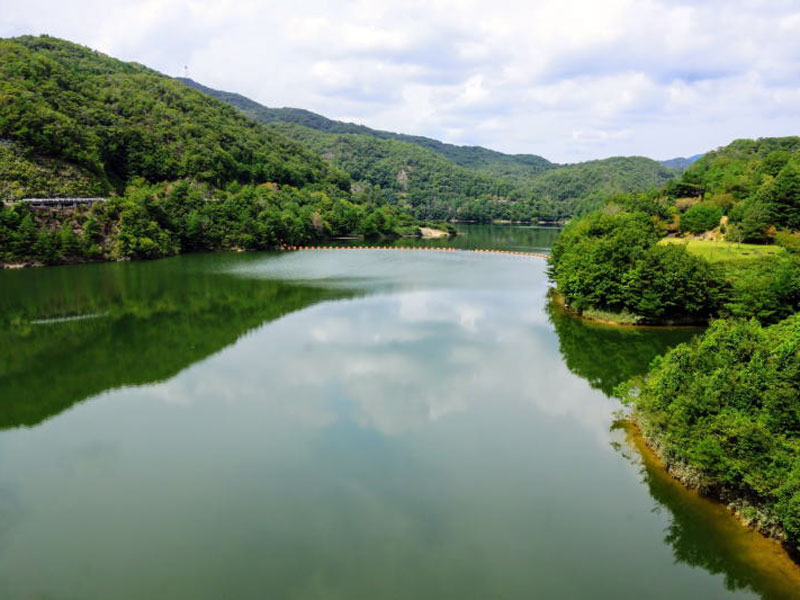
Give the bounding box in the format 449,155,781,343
0,35,421,265
619,315,800,555
180,77,680,222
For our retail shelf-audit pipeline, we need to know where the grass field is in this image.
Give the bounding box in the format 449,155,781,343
659,238,785,264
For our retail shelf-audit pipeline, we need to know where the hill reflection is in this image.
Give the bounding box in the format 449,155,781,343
0,254,348,429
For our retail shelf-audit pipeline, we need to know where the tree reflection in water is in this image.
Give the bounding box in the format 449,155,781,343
548,299,800,599
0,254,349,429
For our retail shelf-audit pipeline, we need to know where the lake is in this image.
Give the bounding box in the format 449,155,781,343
1,224,798,599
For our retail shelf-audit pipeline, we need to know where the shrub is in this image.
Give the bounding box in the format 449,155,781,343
679,203,723,234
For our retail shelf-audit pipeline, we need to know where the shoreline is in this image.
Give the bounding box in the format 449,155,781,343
452,219,566,226
625,418,800,568
548,291,706,330
0,231,430,270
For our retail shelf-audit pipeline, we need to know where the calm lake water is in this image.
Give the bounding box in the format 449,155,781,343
1,225,799,599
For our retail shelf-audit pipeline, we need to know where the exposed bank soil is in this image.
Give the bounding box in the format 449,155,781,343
627,418,800,568
1,261,42,269
1,256,111,269
418,227,450,239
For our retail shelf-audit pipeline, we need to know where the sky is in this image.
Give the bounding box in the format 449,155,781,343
2,0,799,163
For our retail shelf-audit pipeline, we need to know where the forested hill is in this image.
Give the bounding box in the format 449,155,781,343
522,156,677,215
178,77,678,220
266,120,540,221
680,136,800,198
0,36,349,198
0,35,419,266
178,77,556,182
544,136,800,556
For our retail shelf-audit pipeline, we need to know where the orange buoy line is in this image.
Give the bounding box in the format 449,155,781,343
279,245,548,259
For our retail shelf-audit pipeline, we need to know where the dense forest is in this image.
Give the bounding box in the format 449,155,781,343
549,137,800,325
0,35,686,266
0,35,420,265
548,136,800,557
618,316,800,557
178,77,557,181
179,78,680,222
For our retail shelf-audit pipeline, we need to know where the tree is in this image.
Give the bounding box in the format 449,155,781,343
772,163,800,231
623,244,722,321
58,224,82,257
548,210,663,314
724,255,800,324
727,196,773,243
679,203,722,234
13,213,38,258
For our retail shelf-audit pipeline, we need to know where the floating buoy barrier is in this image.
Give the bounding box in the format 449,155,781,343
279,245,548,259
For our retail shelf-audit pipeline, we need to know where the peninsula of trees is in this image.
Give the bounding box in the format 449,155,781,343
548,136,800,558
548,137,800,326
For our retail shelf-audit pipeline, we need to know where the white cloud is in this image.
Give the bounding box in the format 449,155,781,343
1,0,799,161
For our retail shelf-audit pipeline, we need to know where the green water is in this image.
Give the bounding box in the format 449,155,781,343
332,223,561,252
0,225,798,599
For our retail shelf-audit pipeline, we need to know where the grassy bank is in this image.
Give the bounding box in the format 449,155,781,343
659,238,785,264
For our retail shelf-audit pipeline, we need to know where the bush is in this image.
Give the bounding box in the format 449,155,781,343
679,203,723,234
775,230,800,253
724,255,800,324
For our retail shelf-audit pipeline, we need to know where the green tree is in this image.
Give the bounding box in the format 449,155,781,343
548,210,662,314
728,196,773,243
679,203,722,234
724,255,800,324
623,244,722,321
58,224,82,257
772,163,800,230
619,314,800,554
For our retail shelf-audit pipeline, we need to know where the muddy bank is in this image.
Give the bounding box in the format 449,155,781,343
627,418,800,569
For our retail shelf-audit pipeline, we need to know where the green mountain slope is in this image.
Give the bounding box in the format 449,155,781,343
179,78,678,221
524,156,678,215
0,35,419,267
0,36,342,198
548,136,800,328
664,136,800,243
177,77,556,181
680,137,800,198
267,121,530,221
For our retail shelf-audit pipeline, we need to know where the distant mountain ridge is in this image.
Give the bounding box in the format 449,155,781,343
177,77,557,182
177,77,679,221
660,154,704,171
